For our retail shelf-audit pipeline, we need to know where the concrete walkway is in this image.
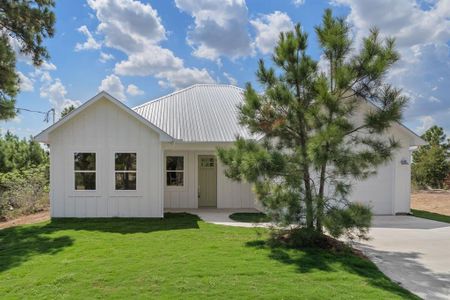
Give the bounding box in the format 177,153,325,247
167,209,450,299
355,216,450,300
165,208,271,227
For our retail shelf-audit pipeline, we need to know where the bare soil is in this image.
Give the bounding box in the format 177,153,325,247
0,211,50,230
411,191,450,216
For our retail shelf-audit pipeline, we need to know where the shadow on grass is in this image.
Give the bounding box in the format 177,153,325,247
0,213,200,273
48,212,200,234
245,240,420,299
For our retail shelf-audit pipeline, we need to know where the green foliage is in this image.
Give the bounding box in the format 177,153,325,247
0,165,49,220
0,0,55,120
218,9,407,242
412,126,450,189
412,209,450,224
0,132,49,220
0,131,48,173
60,104,76,118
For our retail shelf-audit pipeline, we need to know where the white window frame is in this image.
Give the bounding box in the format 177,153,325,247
114,152,137,191
73,152,97,192
165,154,185,189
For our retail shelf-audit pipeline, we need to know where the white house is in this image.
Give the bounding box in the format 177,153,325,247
35,84,425,218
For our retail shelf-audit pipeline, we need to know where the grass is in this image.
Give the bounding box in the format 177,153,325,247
229,212,270,223
411,209,450,224
0,213,418,299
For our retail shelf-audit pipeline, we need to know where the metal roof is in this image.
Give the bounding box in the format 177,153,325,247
133,84,254,142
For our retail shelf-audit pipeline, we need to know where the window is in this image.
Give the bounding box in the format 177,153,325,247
115,153,137,190
200,157,215,168
166,156,184,186
74,153,96,190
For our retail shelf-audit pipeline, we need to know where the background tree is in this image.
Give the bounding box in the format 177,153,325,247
218,9,406,243
0,0,55,120
412,126,450,189
60,104,76,119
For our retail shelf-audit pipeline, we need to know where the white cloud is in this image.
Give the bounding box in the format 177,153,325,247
75,25,101,51
126,84,144,96
40,78,81,116
88,0,215,89
157,68,214,89
40,61,57,71
98,74,126,101
416,115,435,134
251,11,294,54
332,0,450,132
175,0,253,61
88,0,165,54
223,72,237,85
292,0,305,6
17,71,34,92
99,52,114,63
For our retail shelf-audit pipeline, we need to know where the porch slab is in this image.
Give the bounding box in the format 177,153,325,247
164,208,270,228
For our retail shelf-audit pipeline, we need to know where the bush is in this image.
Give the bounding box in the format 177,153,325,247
0,165,49,221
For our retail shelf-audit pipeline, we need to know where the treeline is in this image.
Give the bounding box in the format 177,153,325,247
0,132,49,221
412,125,450,190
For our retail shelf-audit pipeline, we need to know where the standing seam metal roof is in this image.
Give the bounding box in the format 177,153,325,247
133,84,254,142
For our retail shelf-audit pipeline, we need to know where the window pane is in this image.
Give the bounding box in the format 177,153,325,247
115,172,137,190
166,172,183,186
166,156,184,171
75,172,96,190
74,153,96,171
115,153,137,171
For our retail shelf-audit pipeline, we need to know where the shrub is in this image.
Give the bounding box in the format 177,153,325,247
0,165,49,221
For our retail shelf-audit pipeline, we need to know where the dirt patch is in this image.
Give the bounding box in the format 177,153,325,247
0,211,50,230
411,191,450,216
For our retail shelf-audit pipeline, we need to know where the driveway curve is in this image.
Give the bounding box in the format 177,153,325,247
356,216,450,300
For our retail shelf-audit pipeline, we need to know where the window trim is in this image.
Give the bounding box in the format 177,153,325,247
73,151,98,193
114,152,137,191
165,154,185,189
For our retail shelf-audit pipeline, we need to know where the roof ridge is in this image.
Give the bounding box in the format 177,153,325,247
133,84,244,110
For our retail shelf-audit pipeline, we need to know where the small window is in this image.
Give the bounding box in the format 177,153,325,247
166,156,184,186
74,153,96,190
115,153,137,190
200,157,215,168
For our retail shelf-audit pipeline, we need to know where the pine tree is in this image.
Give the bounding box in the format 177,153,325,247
412,126,450,189
0,0,55,120
60,104,76,119
218,9,407,242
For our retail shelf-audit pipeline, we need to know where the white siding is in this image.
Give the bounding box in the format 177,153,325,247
162,144,256,209
49,98,163,218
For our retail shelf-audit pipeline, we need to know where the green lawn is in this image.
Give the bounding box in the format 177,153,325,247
0,213,417,299
229,212,270,223
412,209,450,223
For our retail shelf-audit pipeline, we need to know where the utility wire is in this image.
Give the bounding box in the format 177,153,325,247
0,102,55,123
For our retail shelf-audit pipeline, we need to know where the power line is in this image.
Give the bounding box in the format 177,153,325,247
0,102,55,123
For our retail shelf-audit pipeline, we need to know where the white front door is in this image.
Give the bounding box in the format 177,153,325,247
198,155,217,207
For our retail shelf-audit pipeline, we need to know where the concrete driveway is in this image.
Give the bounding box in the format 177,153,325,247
356,216,450,300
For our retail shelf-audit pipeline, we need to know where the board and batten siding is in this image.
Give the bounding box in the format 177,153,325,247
49,98,163,217
163,146,256,209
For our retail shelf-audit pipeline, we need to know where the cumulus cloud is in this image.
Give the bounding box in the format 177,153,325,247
75,25,101,51
98,74,126,101
416,115,435,134
223,72,237,85
126,84,144,96
332,0,450,132
17,71,34,92
40,78,81,116
292,0,305,6
88,0,215,89
99,52,114,63
175,0,253,61
251,11,294,54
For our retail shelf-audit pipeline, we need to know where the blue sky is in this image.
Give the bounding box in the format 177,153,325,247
2,0,450,138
